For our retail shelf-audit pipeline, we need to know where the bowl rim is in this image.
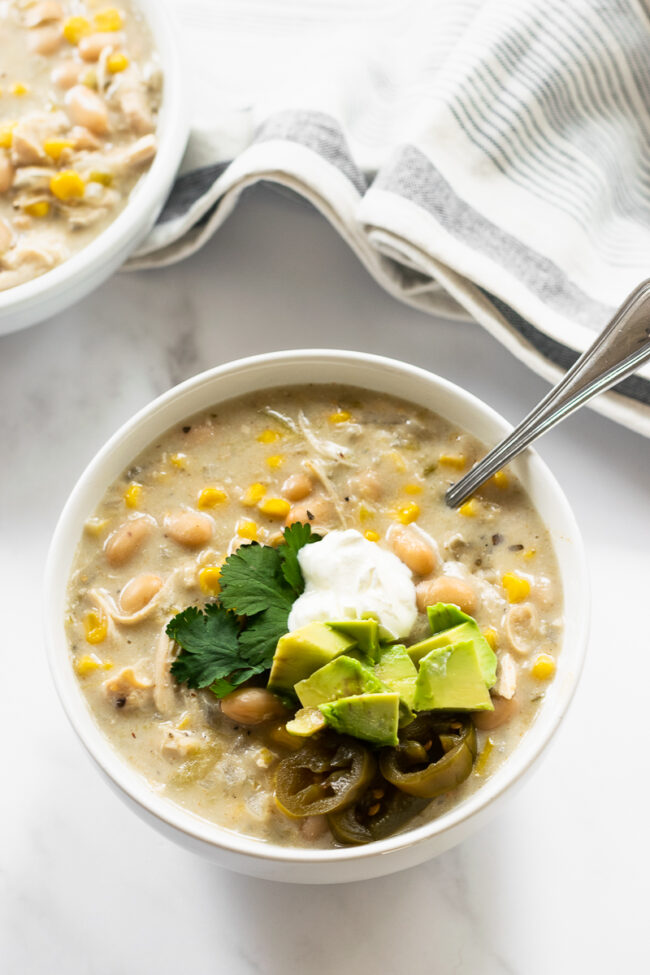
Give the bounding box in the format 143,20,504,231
0,0,187,321
45,349,589,865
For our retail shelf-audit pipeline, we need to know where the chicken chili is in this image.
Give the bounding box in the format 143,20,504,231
66,385,563,848
0,1,160,290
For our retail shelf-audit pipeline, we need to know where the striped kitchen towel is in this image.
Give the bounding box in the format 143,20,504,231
130,0,650,437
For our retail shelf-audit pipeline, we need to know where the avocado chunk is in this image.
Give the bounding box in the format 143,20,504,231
414,640,494,711
295,655,385,708
374,644,417,711
285,708,327,737
319,692,401,746
326,619,380,661
268,622,357,694
407,603,497,688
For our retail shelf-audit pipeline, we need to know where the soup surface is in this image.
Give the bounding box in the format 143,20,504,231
66,385,563,848
0,0,160,291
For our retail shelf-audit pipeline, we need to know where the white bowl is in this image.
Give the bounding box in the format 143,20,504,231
45,350,589,883
0,0,188,336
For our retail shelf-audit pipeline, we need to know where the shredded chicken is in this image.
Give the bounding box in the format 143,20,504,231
494,652,517,700
10,112,68,166
160,725,203,761
153,626,177,716
102,667,153,710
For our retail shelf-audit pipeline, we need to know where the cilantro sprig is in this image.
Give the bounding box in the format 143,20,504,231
167,523,320,697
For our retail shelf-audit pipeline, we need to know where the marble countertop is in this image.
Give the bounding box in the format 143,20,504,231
2,185,648,974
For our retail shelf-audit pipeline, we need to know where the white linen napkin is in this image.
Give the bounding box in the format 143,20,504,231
129,0,650,437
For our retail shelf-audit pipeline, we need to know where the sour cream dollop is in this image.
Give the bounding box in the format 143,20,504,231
287,529,417,639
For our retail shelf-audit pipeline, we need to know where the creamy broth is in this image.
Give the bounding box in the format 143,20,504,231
66,386,563,847
0,0,160,290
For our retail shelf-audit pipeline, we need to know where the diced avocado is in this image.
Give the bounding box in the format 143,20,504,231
407,603,497,688
319,692,401,746
374,644,417,711
414,640,494,711
268,622,357,694
427,602,473,634
285,708,327,737
295,655,385,708
326,619,380,660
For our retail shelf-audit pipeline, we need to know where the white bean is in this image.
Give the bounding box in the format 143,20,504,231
390,525,437,576
104,515,154,567
119,573,163,614
349,469,382,501
78,31,124,62
0,155,14,195
473,694,519,731
164,509,213,548
51,59,84,89
220,688,286,725
416,576,478,615
65,85,109,135
24,1,64,27
281,473,312,502
28,23,63,55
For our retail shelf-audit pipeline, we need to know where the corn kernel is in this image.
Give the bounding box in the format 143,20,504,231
84,517,109,536
11,82,29,96
199,566,222,595
0,122,16,149
358,504,375,523
459,499,480,517
176,712,191,730
43,138,74,161
523,548,537,560
84,610,107,644
63,16,91,44
483,628,498,650
403,482,423,495
93,7,123,31
169,452,188,470
241,482,266,506
24,200,50,217
502,572,531,603
256,428,281,444
50,169,85,201
237,519,258,540
491,470,509,489
395,502,420,525
258,497,291,519
152,470,169,483
81,68,97,88
75,653,112,676
439,453,467,470
88,170,113,186
106,51,129,73
198,487,227,509
329,410,351,423
266,454,285,469
387,451,406,473
364,529,380,542
123,482,142,508
531,653,556,680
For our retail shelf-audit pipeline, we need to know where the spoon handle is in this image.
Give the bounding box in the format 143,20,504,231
446,278,650,508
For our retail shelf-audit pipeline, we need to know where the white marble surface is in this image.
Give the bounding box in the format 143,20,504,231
1,185,649,974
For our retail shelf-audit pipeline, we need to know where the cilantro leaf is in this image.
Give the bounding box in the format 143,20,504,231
167,605,262,690
279,522,322,595
167,524,325,698
219,542,295,616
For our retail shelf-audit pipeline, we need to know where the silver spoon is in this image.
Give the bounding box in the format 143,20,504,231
446,278,650,508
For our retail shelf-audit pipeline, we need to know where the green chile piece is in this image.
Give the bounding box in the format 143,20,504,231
275,737,376,816
379,714,477,798
328,782,430,845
